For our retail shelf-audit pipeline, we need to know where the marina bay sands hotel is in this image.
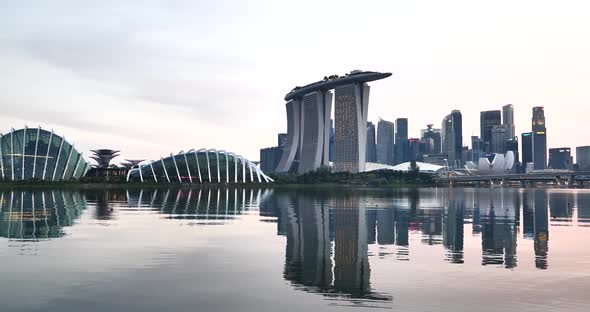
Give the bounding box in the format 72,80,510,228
276,70,392,174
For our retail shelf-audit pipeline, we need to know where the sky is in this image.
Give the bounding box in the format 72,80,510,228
1,0,589,163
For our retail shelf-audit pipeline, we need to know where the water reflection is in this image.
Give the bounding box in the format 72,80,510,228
2,187,590,308
0,190,86,241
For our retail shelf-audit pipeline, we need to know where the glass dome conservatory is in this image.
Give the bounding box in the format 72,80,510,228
127,149,273,184
0,127,89,181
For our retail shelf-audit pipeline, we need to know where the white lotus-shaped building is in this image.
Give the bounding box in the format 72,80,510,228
465,151,515,175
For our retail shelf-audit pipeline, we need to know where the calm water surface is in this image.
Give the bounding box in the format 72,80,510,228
1,187,589,312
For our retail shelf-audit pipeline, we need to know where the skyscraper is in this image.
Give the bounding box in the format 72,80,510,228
522,132,533,170
394,118,409,164
491,124,510,153
376,118,395,165
366,122,377,163
502,104,515,139
420,124,442,154
532,106,547,169
442,110,463,167
506,137,519,171
333,83,370,173
548,148,573,169
471,136,484,162
480,110,501,153
409,138,421,161
532,106,546,132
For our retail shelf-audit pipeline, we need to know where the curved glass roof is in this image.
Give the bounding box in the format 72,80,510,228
127,149,273,184
0,127,89,181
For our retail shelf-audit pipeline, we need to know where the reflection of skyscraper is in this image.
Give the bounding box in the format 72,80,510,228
522,190,535,239
333,196,370,296
549,192,574,224
578,193,590,225
276,191,390,303
478,190,518,268
394,208,410,259
283,195,332,287
533,190,549,269
376,209,395,245
443,195,465,264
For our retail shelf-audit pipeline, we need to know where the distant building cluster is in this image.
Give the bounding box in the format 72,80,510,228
261,74,589,175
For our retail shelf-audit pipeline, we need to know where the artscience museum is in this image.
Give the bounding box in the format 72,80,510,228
465,151,516,175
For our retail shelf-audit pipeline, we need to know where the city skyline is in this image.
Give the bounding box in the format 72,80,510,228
1,1,590,162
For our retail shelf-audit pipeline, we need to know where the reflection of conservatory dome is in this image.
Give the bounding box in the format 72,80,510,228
465,151,515,175
127,149,273,183
0,126,89,181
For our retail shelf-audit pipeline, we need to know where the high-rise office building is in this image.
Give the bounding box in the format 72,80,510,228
576,146,590,170
531,107,547,169
548,148,573,169
506,137,520,170
420,138,434,156
532,106,546,132
260,146,283,173
480,110,501,153
376,118,395,165
470,136,484,162
502,104,515,139
522,132,533,168
409,138,421,161
491,124,510,153
394,118,409,164
366,122,377,163
420,124,442,154
442,110,463,167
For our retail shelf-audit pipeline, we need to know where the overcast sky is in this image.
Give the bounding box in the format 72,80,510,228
1,0,589,163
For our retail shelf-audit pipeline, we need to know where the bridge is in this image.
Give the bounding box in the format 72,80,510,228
435,171,590,187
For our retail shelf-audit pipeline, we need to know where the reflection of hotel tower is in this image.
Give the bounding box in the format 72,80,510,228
534,190,549,269
477,190,518,268
281,194,332,288
275,192,389,302
522,189,549,269
332,196,370,295
443,194,465,264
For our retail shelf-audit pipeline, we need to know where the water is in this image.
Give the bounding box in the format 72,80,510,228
1,187,589,312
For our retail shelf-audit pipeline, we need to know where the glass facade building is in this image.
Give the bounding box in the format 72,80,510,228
0,127,89,181
577,146,590,170
480,110,501,153
376,119,395,165
548,148,573,170
366,122,377,163
127,149,272,184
